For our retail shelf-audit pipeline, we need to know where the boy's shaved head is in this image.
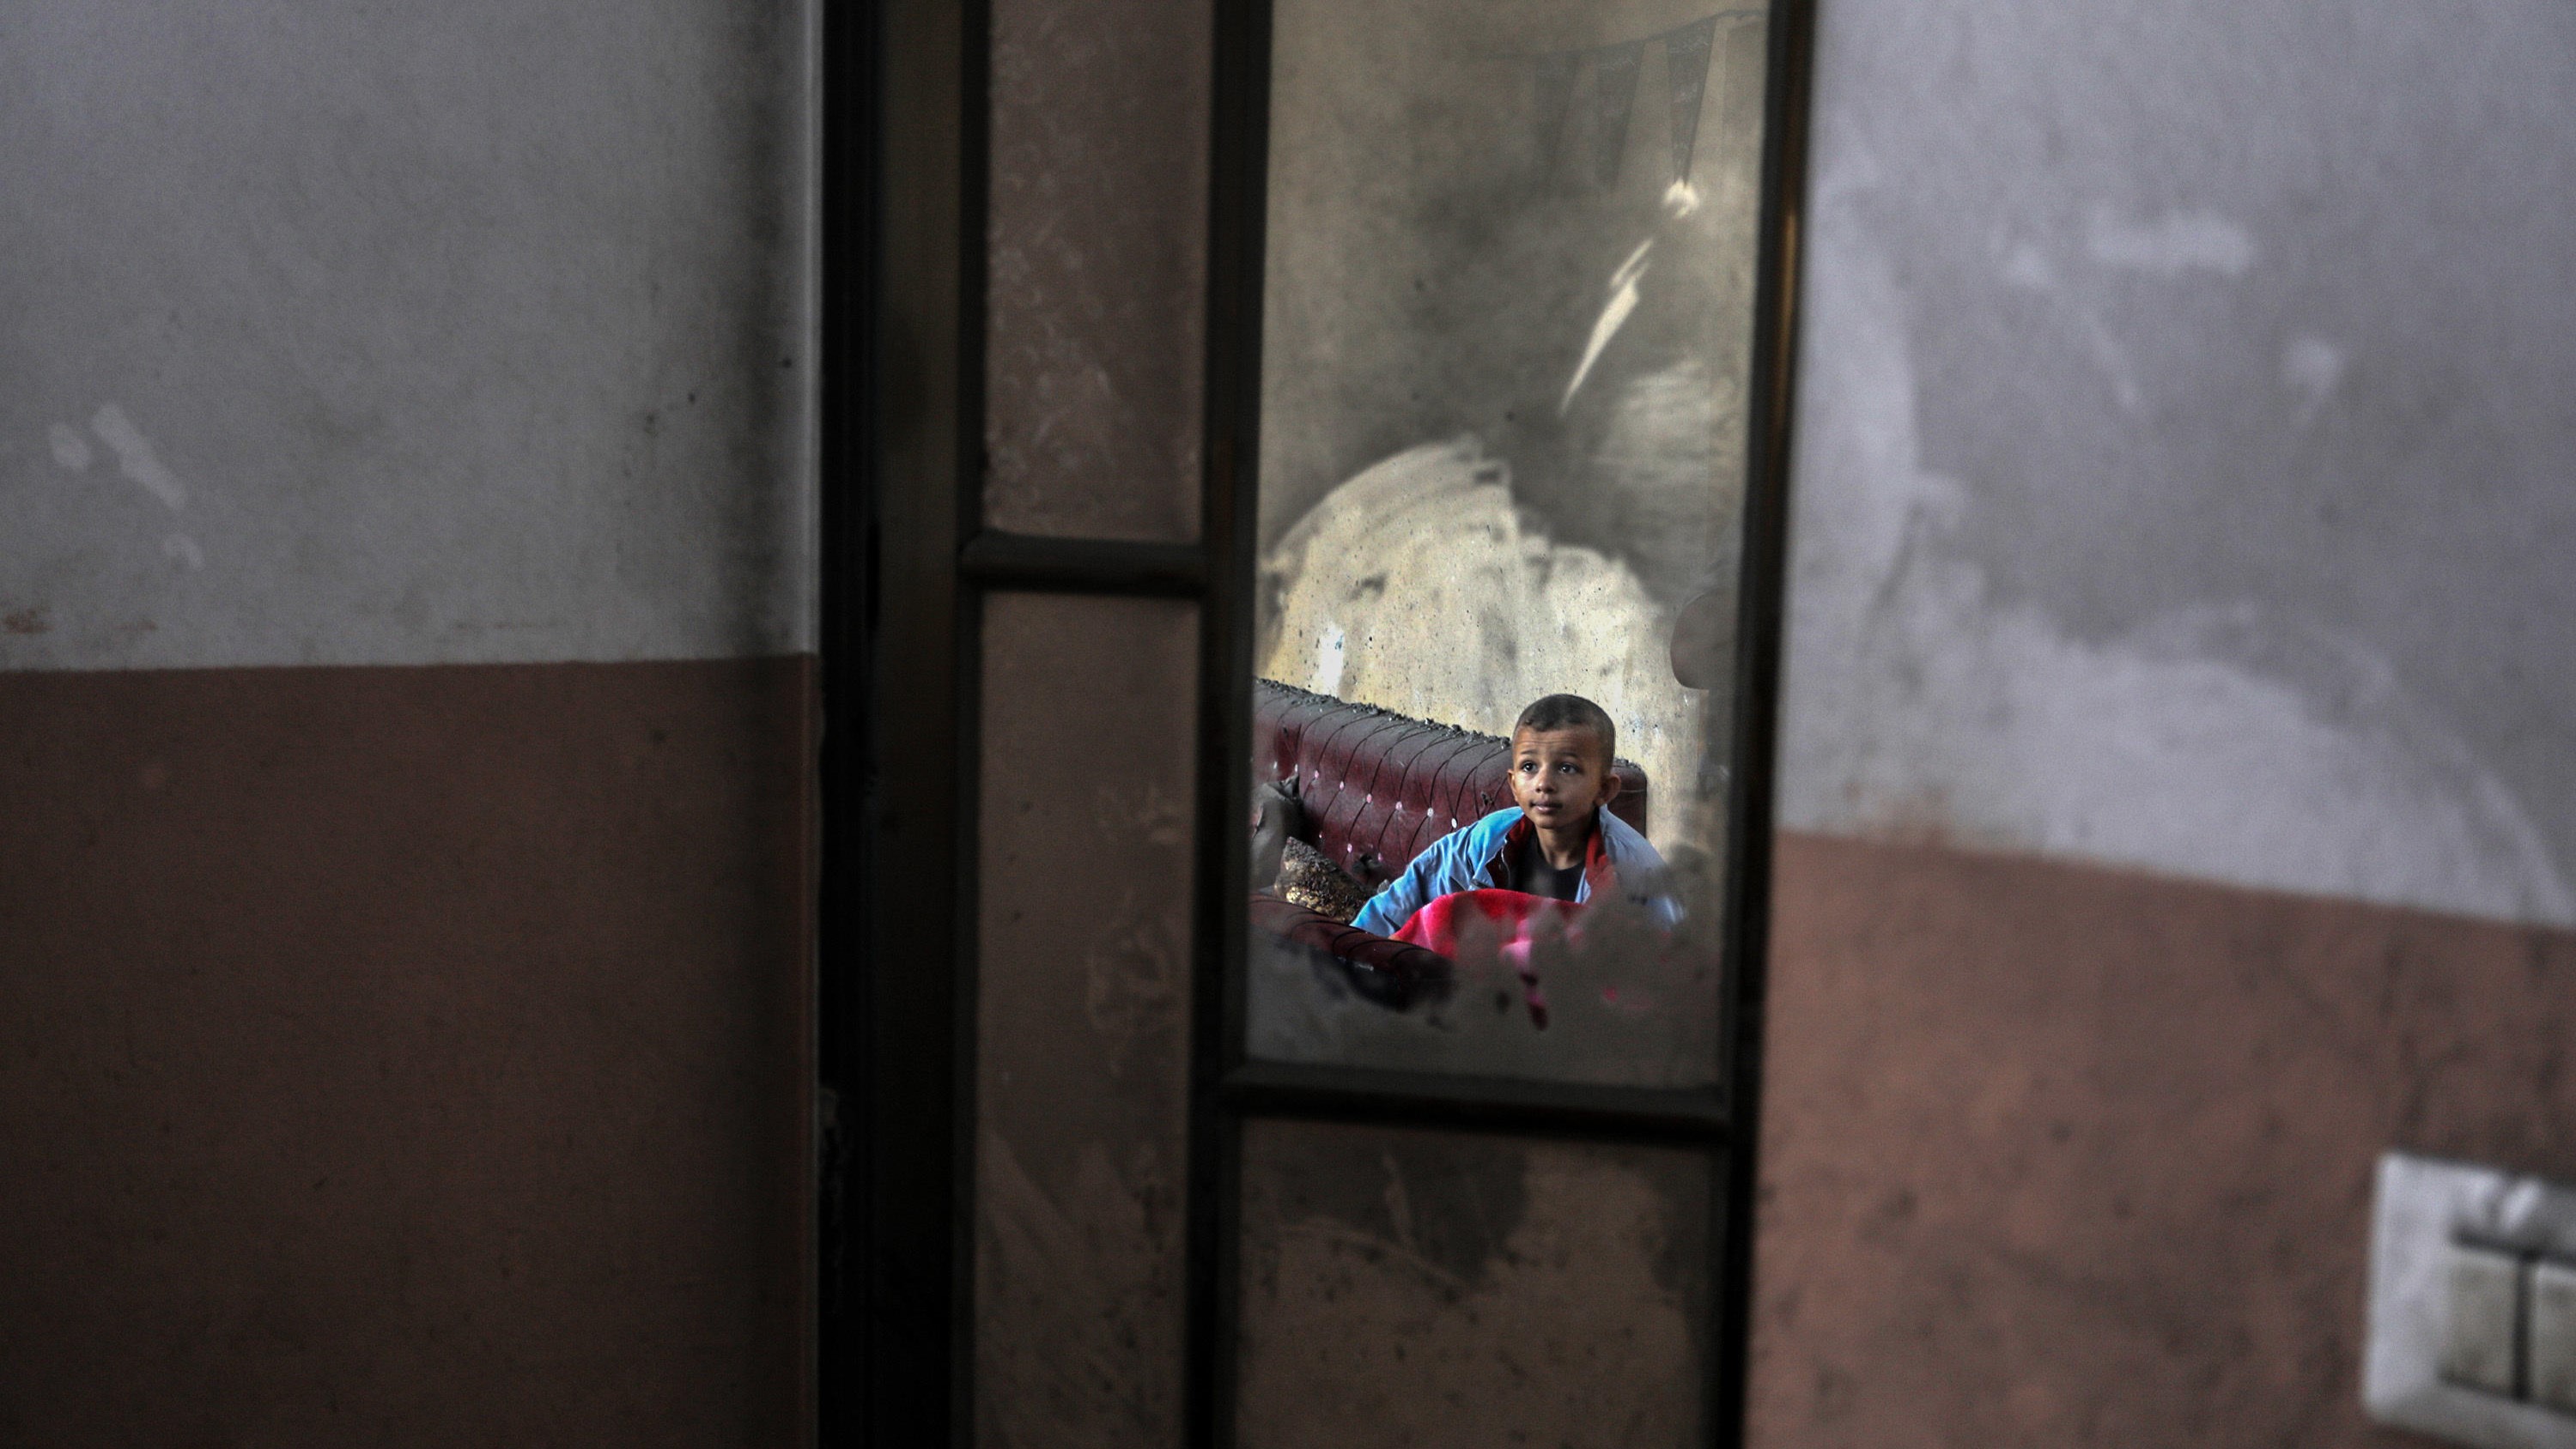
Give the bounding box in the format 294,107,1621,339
1513,693,1615,763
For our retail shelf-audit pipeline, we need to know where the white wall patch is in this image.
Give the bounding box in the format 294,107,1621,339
48,423,94,472
2084,207,2257,278
89,404,188,512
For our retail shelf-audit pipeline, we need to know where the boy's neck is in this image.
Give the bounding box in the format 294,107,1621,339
1531,811,1595,871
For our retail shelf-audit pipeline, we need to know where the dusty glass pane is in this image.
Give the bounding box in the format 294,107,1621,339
982,0,1207,543
1236,1120,1712,1446
1244,0,1770,1087
975,594,1199,1449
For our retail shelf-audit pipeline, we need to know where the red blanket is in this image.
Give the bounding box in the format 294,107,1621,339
1392,888,1585,1027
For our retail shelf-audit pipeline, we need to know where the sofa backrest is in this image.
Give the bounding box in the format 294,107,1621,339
1252,679,1650,888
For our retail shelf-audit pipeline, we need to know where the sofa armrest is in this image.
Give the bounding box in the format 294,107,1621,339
1249,892,1451,1009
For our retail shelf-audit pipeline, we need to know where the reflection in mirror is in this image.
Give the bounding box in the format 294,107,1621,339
1242,0,1771,1088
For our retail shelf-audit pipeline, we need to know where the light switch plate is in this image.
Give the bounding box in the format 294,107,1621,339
2445,1243,2529,1395
2536,1261,2576,1415
2367,1153,2576,1448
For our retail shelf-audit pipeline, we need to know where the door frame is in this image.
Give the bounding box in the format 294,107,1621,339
817,0,1817,1440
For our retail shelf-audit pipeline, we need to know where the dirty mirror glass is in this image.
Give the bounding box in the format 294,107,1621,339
1235,1119,1712,1445
1245,0,1771,1088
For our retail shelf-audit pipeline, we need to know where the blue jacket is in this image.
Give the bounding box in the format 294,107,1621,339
1351,806,1681,936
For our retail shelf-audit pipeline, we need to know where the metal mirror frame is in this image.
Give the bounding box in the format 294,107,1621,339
818,0,1814,1439
1196,0,1814,1440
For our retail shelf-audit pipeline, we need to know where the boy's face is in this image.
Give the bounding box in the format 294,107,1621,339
1508,725,1620,828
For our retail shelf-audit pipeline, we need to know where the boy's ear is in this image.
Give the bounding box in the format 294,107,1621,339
1595,761,1622,804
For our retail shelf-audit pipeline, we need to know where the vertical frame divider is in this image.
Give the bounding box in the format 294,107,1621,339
1710,0,1816,1442
945,0,994,1436
812,0,877,1437
823,0,989,1440
1193,1,1276,1444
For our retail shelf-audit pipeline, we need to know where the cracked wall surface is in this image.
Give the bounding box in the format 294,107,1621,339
1754,0,2576,1443
1775,0,2576,927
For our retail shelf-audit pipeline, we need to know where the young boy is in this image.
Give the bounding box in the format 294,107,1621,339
1350,694,1680,936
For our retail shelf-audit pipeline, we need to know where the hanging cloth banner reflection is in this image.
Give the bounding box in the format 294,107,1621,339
1532,50,1581,183
1590,41,1646,188
1662,16,1719,187
1529,9,1759,190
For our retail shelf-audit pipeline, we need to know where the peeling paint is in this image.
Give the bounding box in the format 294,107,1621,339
1780,153,2574,925
90,404,188,512
46,423,92,472
2281,335,2344,427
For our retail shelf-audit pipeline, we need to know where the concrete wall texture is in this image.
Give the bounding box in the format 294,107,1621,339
1777,0,2576,925
1753,0,2576,1444
10,0,2574,1440
0,1,816,1442
0,0,814,673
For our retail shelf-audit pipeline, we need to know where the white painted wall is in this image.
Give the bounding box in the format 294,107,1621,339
0,0,814,671
1777,0,2576,925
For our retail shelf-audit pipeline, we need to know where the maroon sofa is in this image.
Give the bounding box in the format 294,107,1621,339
1248,682,1653,1009
1253,678,1649,889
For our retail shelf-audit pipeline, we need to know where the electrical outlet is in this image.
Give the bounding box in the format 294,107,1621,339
2535,1260,2576,1415
2443,1243,2526,1396
2366,1153,2576,1449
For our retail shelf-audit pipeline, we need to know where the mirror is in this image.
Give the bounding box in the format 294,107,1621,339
1242,0,1774,1088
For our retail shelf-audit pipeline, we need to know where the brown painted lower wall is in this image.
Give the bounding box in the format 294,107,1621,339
1751,830,2576,1448
0,658,812,1446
